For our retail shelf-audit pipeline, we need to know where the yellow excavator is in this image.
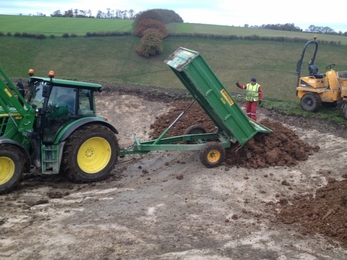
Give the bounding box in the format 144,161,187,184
295,36,347,118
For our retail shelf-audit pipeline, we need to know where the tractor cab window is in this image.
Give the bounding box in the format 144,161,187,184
43,86,77,143
78,89,95,116
27,81,45,109
48,87,76,114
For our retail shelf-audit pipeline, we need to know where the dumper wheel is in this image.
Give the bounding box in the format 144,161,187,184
342,104,347,120
61,124,119,182
300,93,321,112
184,125,206,144
0,145,24,194
199,142,225,168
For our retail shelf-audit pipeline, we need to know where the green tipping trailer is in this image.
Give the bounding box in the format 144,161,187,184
120,47,272,168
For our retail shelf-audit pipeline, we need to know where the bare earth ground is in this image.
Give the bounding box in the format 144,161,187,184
1,85,347,259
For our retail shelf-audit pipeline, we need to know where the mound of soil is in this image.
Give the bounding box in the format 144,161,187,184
149,100,320,168
149,99,347,249
275,176,347,248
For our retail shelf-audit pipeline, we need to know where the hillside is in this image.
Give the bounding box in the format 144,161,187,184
1,15,347,124
1,15,346,44
1,35,347,102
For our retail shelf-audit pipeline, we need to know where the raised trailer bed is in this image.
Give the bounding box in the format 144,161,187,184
120,47,272,167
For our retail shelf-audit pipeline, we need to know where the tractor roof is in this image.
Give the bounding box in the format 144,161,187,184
30,76,102,90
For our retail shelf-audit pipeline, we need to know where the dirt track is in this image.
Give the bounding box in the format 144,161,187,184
1,87,347,259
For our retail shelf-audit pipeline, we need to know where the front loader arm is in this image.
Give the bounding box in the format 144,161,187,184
0,67,36,133
0,67,29,115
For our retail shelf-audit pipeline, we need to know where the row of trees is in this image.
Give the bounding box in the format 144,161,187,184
245,23,344,35
50,9,136,19
34,8,345,35
306,25,339,34
246,23,301,31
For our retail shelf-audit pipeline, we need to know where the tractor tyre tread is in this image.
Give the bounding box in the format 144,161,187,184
0,145,24,194
61,124,119,183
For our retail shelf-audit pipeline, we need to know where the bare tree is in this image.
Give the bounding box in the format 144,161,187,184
115,9,122,19
122,10,128,19
129,9,135,19
79,10,87,17
64,9,73,17
107,8,111,18
51,10,63,17
322,26,334,34
308,25,316,32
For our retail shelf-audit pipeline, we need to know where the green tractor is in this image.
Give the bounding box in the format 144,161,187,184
0,48,274,194
0,68,119,194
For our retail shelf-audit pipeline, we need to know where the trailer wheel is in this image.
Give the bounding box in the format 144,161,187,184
199,142,225,168
342,104,347,120
61,124,119,182
300,93,321,112
0,146,24,194
184,125,206,144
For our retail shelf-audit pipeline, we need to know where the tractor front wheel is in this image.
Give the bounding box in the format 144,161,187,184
300,93,321,112
61,125,119,182
0,146,24,194
199,142,225,168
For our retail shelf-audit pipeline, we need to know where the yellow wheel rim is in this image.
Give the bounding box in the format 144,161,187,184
207,149,221,163
0,156,15,185
77,137,112,174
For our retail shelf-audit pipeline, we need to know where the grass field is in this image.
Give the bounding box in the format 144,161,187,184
0,15,133,35
1,15,347,123
167,23,347,44
1,15,347,44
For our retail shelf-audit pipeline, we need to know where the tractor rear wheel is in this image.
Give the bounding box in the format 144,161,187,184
199,142,225,168
61,124,119,182
0,145,24,194
300,93,321,112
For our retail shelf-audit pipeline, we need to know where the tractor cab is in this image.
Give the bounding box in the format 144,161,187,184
0,66,120,194
27,70,101,143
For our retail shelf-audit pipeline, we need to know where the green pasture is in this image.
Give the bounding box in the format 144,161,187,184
2,15,346,44
0,15,133,35
1,15,347,124
167,23,347,44
1,36,346,101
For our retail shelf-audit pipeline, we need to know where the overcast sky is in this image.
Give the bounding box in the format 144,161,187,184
1,0,346,32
